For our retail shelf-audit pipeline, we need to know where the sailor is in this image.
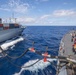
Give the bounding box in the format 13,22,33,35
74,32,76,36
72,43,76,54
74,38,76,44
71,32,75,42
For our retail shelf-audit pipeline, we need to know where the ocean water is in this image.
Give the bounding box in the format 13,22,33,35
0,26,76,75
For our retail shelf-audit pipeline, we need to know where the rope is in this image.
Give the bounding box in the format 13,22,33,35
47,60,57,70
0,46,29,59
0,46,42,68
1,43,76,69
28,47,67,59
5,56,41,68
25,37,58,52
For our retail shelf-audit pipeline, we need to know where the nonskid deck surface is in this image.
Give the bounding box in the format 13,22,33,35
59,30,76,58
58,30,76,75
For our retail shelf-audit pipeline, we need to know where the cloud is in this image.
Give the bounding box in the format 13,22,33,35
17,17,36,24
49,21,53,24
40,15,50,19
34,14,53,25
0,8,10,11
20,9,76,25
63,2,68,5
37,9,76,21
53,10,76,17
0,0,29,13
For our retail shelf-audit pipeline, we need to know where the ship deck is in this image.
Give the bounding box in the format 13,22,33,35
60,31,76,58
58,30,76,75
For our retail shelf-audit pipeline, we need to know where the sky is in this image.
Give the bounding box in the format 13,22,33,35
0,0,76,26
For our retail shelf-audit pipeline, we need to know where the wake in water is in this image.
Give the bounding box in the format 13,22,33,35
14,58,57,75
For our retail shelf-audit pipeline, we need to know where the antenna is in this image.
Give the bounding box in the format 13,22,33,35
15,18,17,23
11,12,17,23
9,17,11,23
6,19,7,23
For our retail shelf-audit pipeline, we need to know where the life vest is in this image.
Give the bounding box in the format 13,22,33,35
73,44,76,49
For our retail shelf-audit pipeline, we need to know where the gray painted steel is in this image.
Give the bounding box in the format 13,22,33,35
0,28,24,43
59,30,76,58
57,30,76,75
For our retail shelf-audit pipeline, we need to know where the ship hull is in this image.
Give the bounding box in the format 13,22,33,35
57,30,76,75
0,28,24,43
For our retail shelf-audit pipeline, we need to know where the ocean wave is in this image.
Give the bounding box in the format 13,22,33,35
14,58,57,75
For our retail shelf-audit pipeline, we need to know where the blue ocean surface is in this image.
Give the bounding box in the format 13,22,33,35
0,26,76,75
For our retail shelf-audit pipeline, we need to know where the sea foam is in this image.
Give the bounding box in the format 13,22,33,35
14,58,57,75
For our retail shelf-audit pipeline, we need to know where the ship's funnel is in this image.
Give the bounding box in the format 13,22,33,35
0,37,24,53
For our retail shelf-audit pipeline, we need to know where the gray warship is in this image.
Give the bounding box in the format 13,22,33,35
57,30,76,75
0,18,24,43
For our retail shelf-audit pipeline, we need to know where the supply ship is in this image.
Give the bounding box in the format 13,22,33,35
0,18,24,43
57,30,76,75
